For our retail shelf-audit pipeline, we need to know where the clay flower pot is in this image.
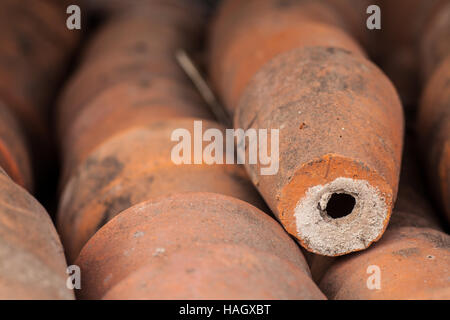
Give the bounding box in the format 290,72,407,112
418,56,450,222
102,243,325,300
235,47,404,256
75,192,317,299
58,119,266,262
60,77,212,182
56,53,188,137
0,169,73,299
319,227,450,299
208,0,366,114
313,136,449,299
56,1,207,139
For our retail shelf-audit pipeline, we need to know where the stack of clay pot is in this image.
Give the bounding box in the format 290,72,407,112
209,0,404,257
57,0,323,299
0,0,446,301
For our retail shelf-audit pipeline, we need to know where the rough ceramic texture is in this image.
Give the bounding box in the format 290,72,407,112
76,193,311,299
418,56,450,223
102,244,325,300
81,4,205,65
60,77,212,183
307,132,444,283
56,53,188,137
58,119,266,262
56,3,206,139
0,171,73,300
57,1,222,262
235,47,404,256
209,0,367,114
319,227,450,299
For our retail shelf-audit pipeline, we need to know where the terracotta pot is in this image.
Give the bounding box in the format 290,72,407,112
0,17,49,147
102,244,325,300
418,56,450,222
209,0,366,114
60,77,212,182
0,169,73,299
75,192,311,299
57,0,207,144
307,132,448,290
58,119,266,262
81,5,205,66
235,47,404,256
57,53,188,138
319,227,450,299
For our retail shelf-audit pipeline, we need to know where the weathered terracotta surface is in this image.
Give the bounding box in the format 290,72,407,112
76,193,313,299
0,170,73,300
81,4,205,65
0,102,32,190
56,2,206,139
418,56,450,222
102,244,325,300
312,133,449,299
209,0,366,114
234,47,404,256
60,78,212,182
319,227,450,299
56,53,188,138
56,0,235,265
58,119,266,262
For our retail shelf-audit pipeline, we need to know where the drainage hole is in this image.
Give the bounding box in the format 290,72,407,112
326,193,356,219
